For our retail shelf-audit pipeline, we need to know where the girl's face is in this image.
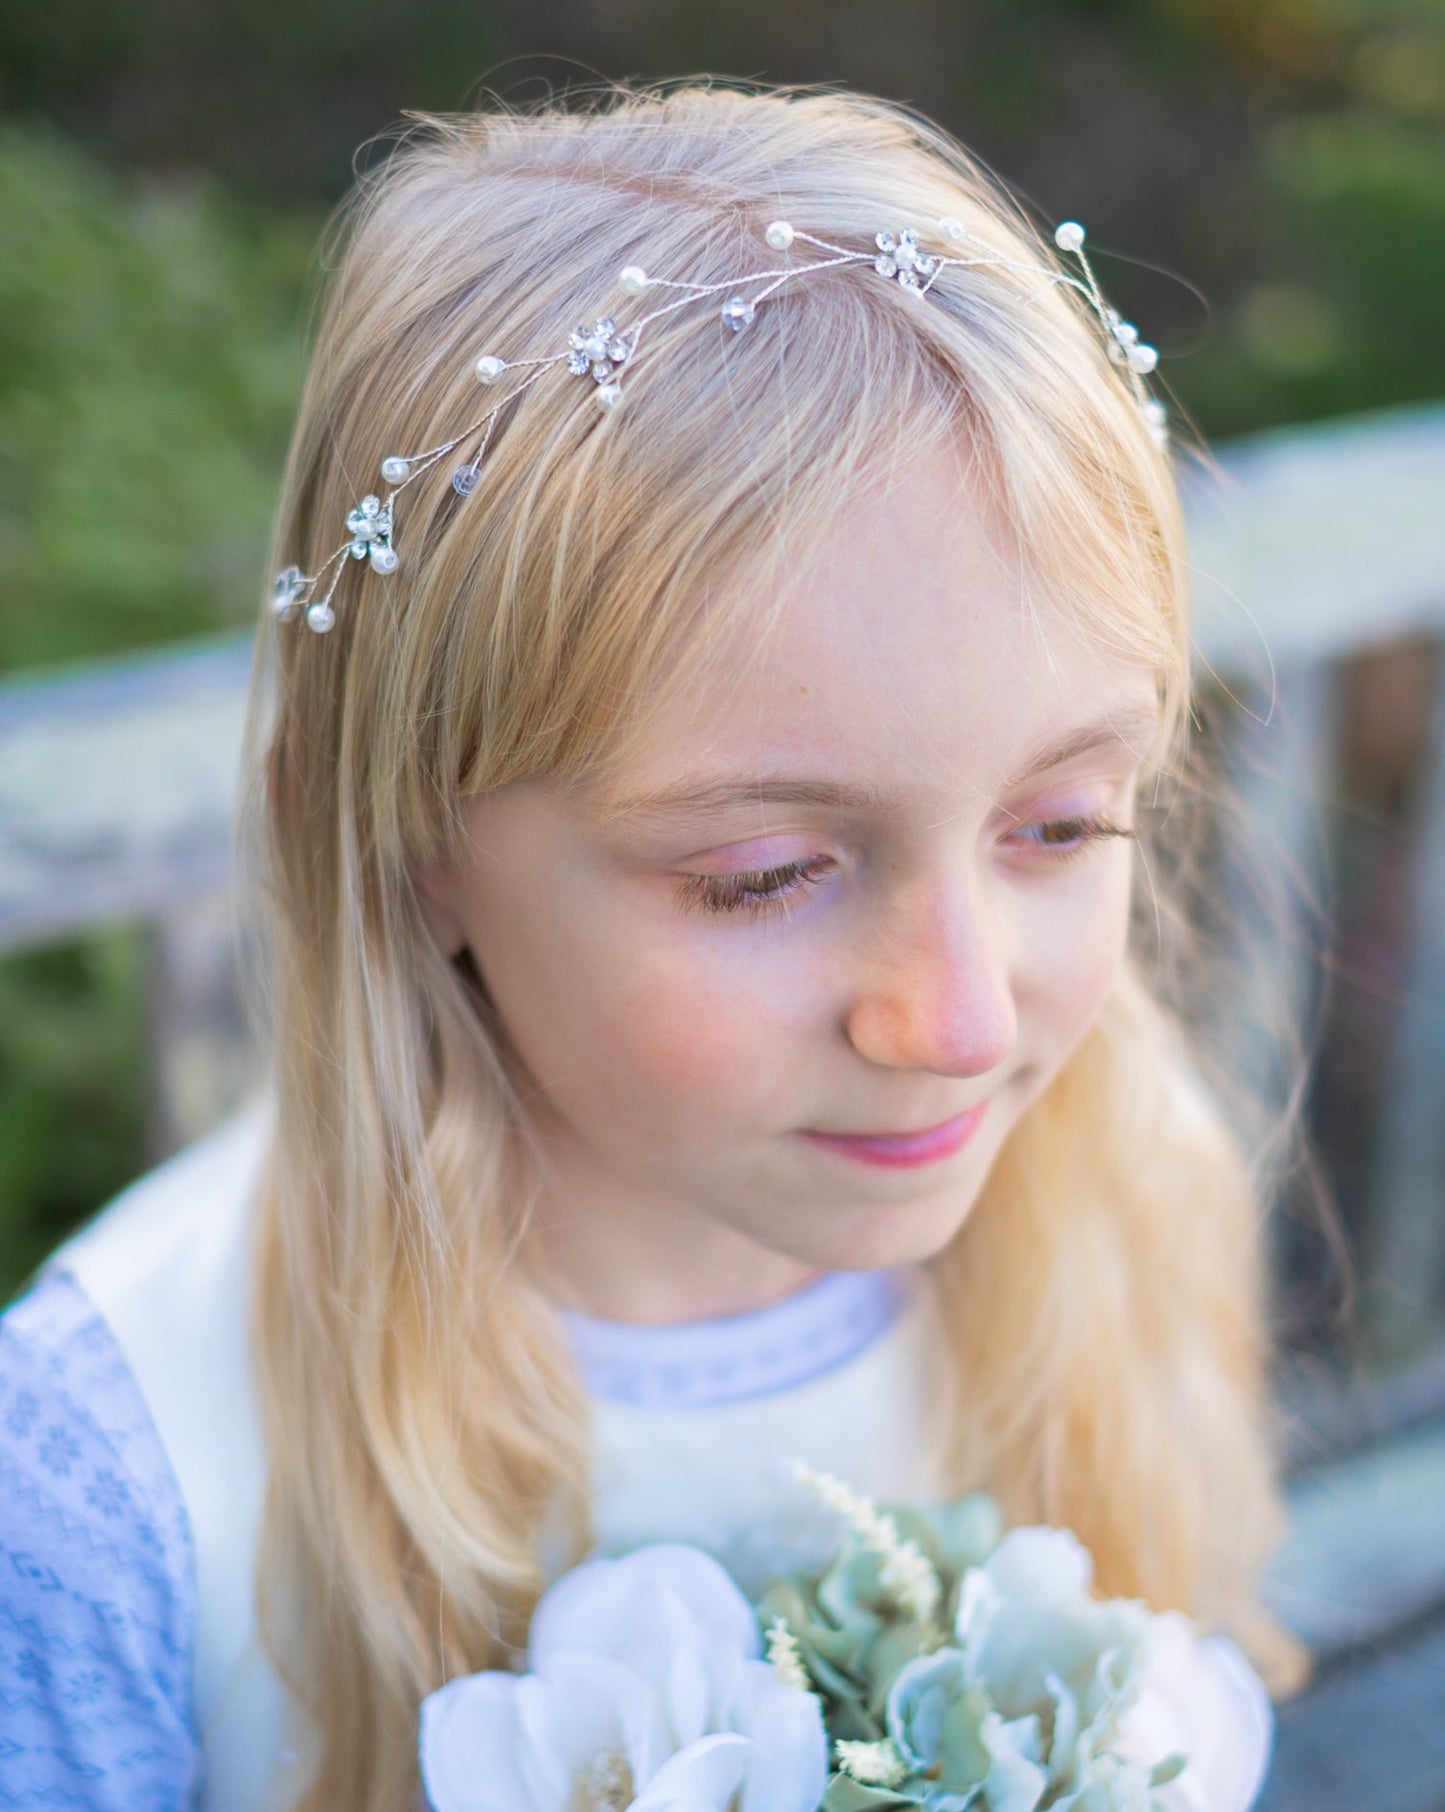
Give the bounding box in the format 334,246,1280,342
421,453,1163,1321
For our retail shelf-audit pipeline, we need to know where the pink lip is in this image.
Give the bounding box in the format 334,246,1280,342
800,1102,990,1170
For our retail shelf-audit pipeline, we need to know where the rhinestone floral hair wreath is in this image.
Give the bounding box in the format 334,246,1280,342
272,217,1167,635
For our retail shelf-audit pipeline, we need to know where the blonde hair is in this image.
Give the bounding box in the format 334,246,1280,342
245,82,1304,1812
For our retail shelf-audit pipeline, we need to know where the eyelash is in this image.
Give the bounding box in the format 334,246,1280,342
676,816,1135,919
676,856,834,921
1017,813,1136,859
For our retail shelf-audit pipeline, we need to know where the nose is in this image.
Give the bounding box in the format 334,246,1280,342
844,870,1018,1077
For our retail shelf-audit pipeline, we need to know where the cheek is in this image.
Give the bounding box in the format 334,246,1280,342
1028,862,1134,1042
491,926,798,1138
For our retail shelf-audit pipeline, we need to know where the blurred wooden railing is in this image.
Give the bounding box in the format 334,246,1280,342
4,401,1445,1805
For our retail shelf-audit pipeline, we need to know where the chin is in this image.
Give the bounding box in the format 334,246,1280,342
808,1183,983,1273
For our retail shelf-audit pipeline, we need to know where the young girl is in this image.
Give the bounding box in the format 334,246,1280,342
1,83,1305,1812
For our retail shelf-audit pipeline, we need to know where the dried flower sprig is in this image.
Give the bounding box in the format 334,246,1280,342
792,1462,943,1629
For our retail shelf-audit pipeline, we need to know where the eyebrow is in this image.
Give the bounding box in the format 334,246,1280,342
597,703,1162,823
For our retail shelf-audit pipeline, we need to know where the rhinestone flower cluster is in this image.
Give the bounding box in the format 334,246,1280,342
873,228,938,290
272,216,1167,634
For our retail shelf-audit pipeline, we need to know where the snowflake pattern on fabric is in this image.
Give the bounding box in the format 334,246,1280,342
0,1271,200,1808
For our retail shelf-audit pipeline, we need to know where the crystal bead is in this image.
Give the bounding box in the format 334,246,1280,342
607,338,630,363
567,349,592,376
347,495,384,535
380,455,411,485
765,221,795,250
720,296,756,332
938,215,966,242
1054,221,1086,254
619,265,648,294
874,255,898,278
306,602,335,634
452,464,480,496
369,544,399,575
595,383,623,410
596,317,617,339
271,565,306,620
475,355,506,383
875,231,898,253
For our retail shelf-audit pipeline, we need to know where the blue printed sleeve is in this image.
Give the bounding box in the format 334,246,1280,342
0,1269,199,1809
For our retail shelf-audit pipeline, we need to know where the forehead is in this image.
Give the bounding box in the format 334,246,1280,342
588,453,1162,815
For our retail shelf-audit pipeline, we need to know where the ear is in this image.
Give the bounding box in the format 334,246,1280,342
413,862,468,958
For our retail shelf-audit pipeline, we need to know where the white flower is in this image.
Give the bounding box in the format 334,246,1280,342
943,1527,1273,1811
953,1526,1152,1762
419,1544,827,1812
1110,1614,1274,1812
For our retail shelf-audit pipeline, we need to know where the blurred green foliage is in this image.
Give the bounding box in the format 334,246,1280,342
0,127,316,672
0,131,313,1295
0,933,149,1301
0,0,1442,1295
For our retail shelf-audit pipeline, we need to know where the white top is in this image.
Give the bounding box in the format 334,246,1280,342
52,1102,957,1810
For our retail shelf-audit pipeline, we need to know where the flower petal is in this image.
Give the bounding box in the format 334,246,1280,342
1112,1618,1273,1812
419,1651,660,1812
632,1733,753,1812
531,1544,761,1671
955,1529,1149,1727
729,1660,829,1812
419,1672,547,1812
979,1709,1048,1812
963,1529,1094,1625
538,1653,657,1784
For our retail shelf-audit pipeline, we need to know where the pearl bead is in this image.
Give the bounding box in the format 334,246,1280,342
595,383,623,410
938,215,966,242
1128,343,1159,375
369,544,399,575
619,265,648,294
765,221,795,251
474,355,506,384
379,455,411,485
1054,220,1086,254
306,602,335,634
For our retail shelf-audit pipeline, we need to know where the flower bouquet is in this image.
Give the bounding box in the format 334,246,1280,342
419,1468,1271,1812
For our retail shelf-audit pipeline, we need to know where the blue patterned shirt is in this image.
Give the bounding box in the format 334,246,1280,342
1,1271,198,1809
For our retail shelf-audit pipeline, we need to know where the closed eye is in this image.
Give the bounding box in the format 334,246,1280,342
1012,815,1135,860
675,855,835,919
